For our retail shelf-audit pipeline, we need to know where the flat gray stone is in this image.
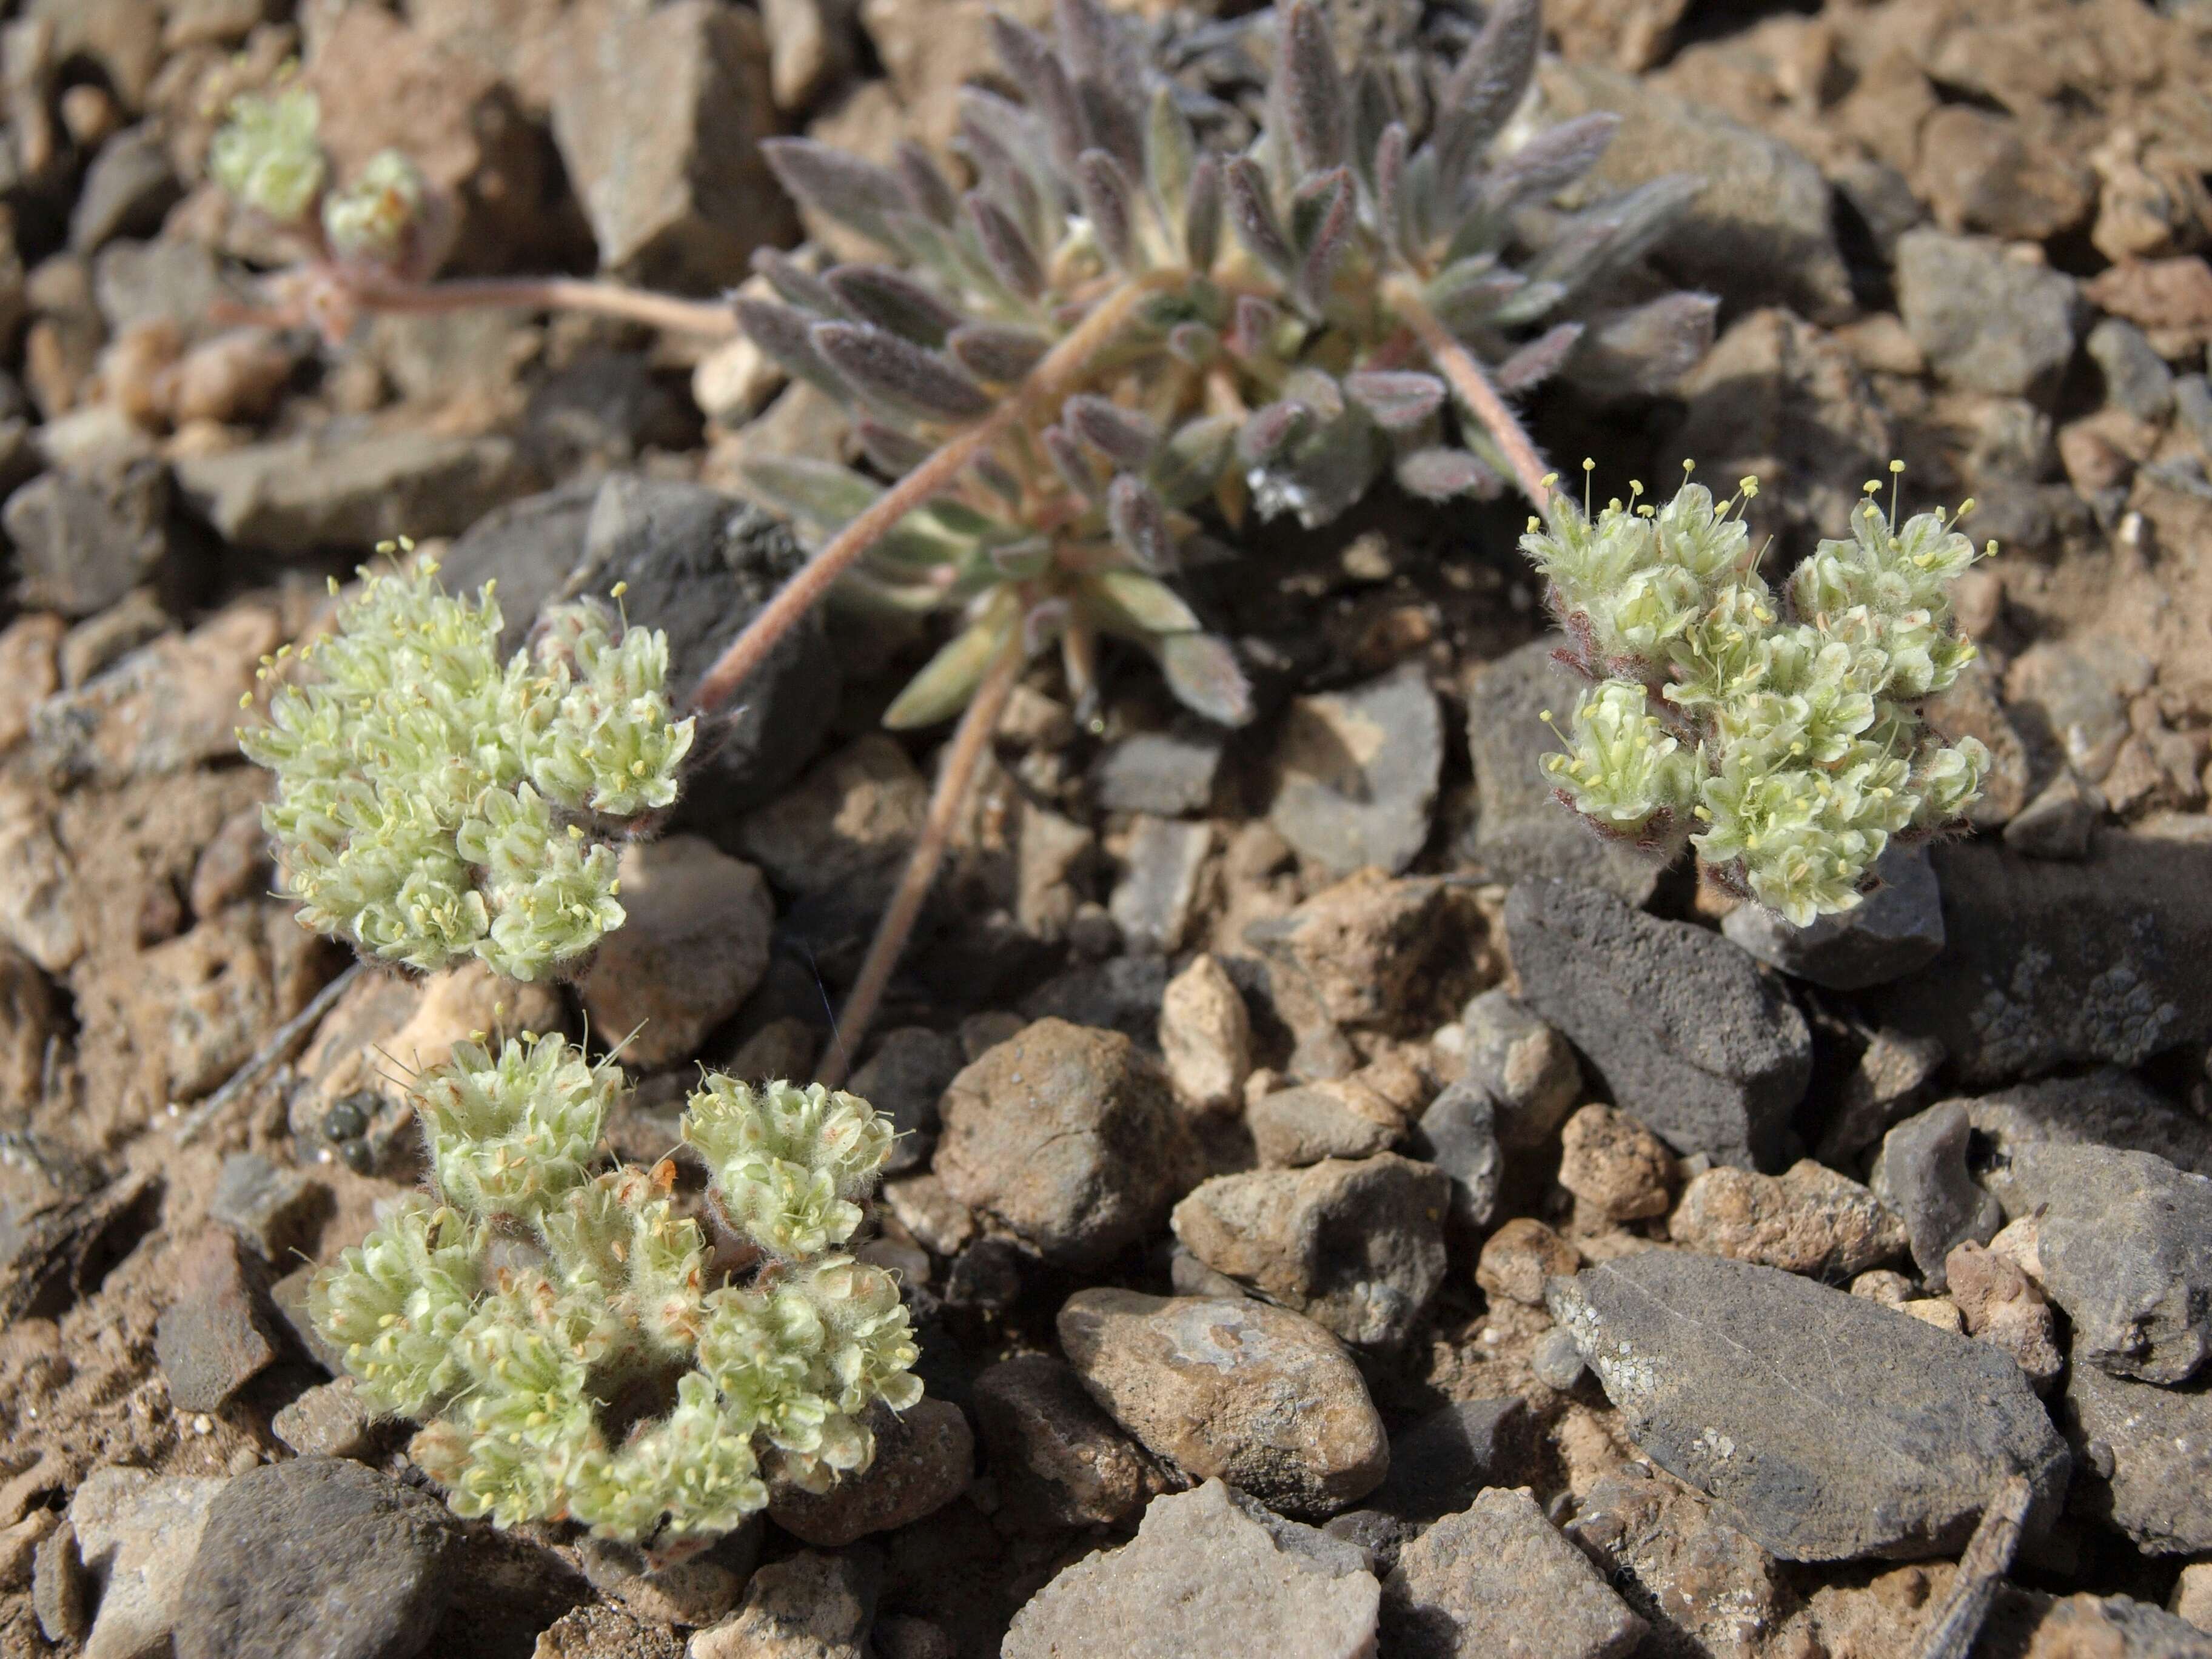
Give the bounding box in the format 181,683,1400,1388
1961,1070,2212,1178
1505,880,1811,1168
1382,1486,1645,1659
2065,1363,2212,1555
70,1469,228,1659
1871,1101,2002,1290
1406,1081,1503,1232
1721,843,1945,991
1986,1142,2212,1385
1004,1480,1380,1659
1092,725,1225,816
1866,834,2212,1085
1269,662,1443,878
1547,1251,2071,1561
1896,228,2085,399
1370,1398,1529,1521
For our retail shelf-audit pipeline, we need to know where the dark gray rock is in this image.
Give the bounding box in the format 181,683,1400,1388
521,350,696,476
4,463,174,617
1018,955,1170,1044
1505,880,1812,1168
1984,1588,2212,1658
1895,228,2085,400
1269,662,1443,877
1405,1081,1503,1232
2065,1362,2212,1555
209,1153,324,1264
1531,1326,1587,1390
1986,1142,2212,1385
1961,1070,2212,1178
435,477,602,655
1458,990,1581,1150
1460,641,1664,905
2003,768,2105,859
568,474,839,818
845,1027,962,1176
767,1398,972,1546
173,1458,458,1659
69,124,181,253
1092,724,1227,817
1866,834,2212,1084
934,1019,1195,1270
1720,843,1945,991
1546,1251,2071,1561
1815,1028,1946,1164
1382,1485,1646,1659
2088,318,2175,421
1108,815,1212,954
1370,1398,1529,1521
973,1355,1160,1529
1171,1155,1450,1349
1871,1101,2002,1290
1249,1079,1404,1168
154,1228,287,1413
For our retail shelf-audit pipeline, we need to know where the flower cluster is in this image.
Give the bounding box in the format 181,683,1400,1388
239,557,694,981
310,1036,921,1545
739,0,1714,727
1527,465,1991,924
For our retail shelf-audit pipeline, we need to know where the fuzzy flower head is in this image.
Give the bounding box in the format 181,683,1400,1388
738,0,1715,728
208,81,327,226
1529,463,1989,923
321,149,432,266
308,1036,921,1547
238,552,694,982
683,1079,896,1258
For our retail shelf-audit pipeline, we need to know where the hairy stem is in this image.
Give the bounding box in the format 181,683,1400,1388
689,274,1164,716
816,643,1024,1088
1385,276,1552,506
354,275,742,337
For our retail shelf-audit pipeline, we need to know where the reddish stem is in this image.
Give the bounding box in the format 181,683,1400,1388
351,275,741,337
1386,275,1553,506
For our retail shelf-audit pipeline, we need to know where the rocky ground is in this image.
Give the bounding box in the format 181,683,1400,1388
2,0,2212,1655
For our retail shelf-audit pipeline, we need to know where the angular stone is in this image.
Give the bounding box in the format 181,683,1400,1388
1896,229,2085,400
270,1378,385,1461
1405,1081,1502,1231
1669,1159,1906,1281
1871,1101,2002,1290
1815,1027,1946,1165
2004,768,2105,859
1985,1142,2212,1386
1558,1104,1677,1222
1563,1460,1789,1659
973,1355,1159,1529
545,0,794,290
154,1228,286,1413
1159,953,1251,1115
767,1398,971,1547
1945,1242,2062,1390
1982,1588,2212,1659
1092,725,1225,817
1960,1070,2212,1179
1249,1078,1404,1169
1460,640,1663,905
70,1468,229,1659
731,734,924,907
4,463,173,618
1057,1289,1389,1519
1171,1155,1450,1348
1507,881,1811,1168
173,1459,458,1659
1383,1486,1646,1659
1540,62,1852,324
1459,989,1581,1149
1547,1252,2071,1561
689,1550,874,1659
1108,815,1212,955
934,1019,1194,1270
1477,1218,1580,1308
1269,662,1443,878
1370,1399,1530,1522
173,431,534,556
209,1153,324,1264
1721,843,1944,991
578,836,773,1069
1003,1480,1380,1659
2064,1362,2212,1555
2089,317,2176,421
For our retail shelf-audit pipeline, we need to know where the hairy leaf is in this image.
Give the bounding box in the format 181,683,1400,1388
1042,424,1102,500
1292,166,1355,312
1225,157,1296,278
825,264,965,347
883,599,1017,729
813,321,992,424
1280,1,1347,175
1145,83,1198,223
761,138,911,250
1106,472,1176,572
948,322,1053,383
894,142,959,227
1480,113,1623,216
1067,393,1160,468
1184,156,1222,271
734,297,844,397
966,192,1046,301
751,248,843,316
1087,568,1200,635
1076,148,1139,272
1562,292,1718,401
1433,0,1543,191
1397,447,1504,501
1150,414,1236,508
1237,398,1313,465
1343,369,1448,431
742,456,881,530
1228,294,1280,358
855,420,936,477
1494,321,1586,395
1158,632,1253,727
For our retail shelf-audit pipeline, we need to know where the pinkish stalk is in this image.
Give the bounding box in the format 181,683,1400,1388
816,642,1024,1088
352,275,741,337
1386,275,1554,506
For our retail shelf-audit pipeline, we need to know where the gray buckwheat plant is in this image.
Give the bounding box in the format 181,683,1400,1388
310,1034,918,1545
